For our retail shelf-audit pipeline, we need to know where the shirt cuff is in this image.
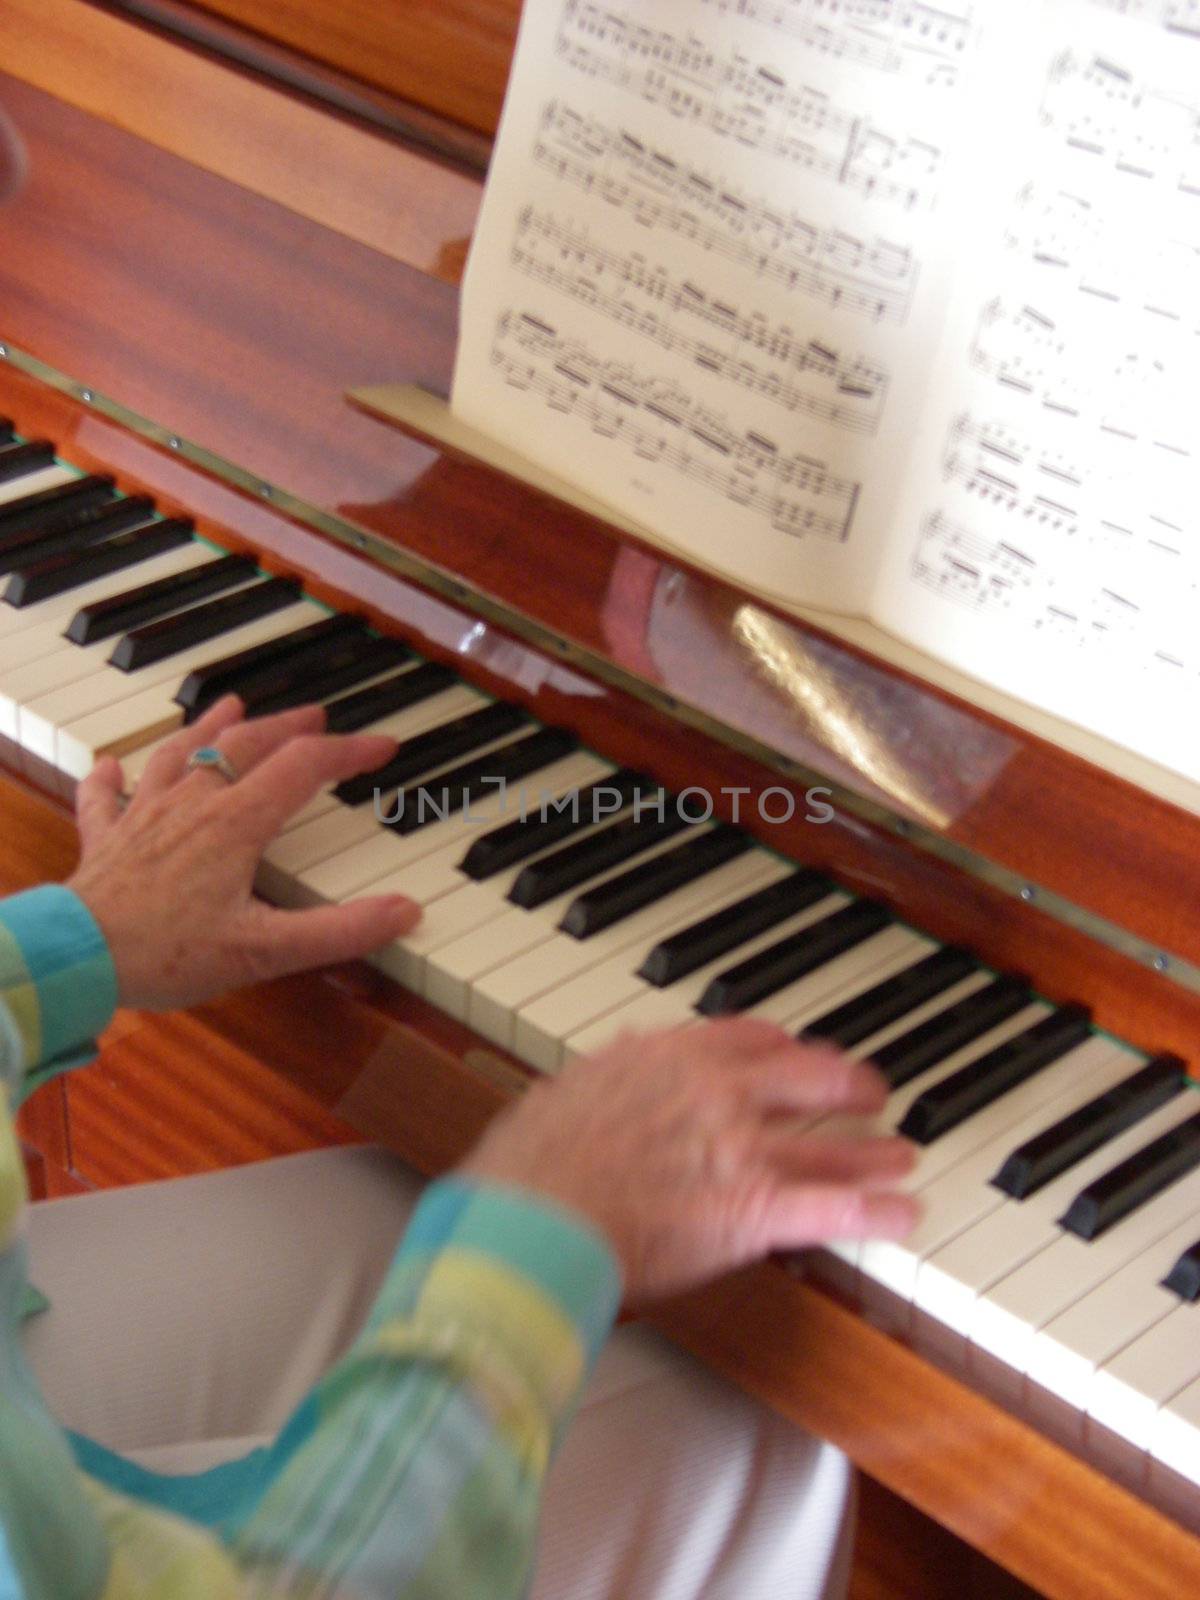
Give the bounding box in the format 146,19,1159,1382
0,886,118,1090
389,1176,623,1372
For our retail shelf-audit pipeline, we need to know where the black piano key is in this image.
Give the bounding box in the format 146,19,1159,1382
508,805,693,910
0,473,116,543
335,702,528,805
1059,1112,1200,1241
637,869,833,988
897,1003,1093,1146
1162,1238,1200,1302
696,899,892,1017
386,726,578,836
0,495,156,578
322,662,458,733
109,575,301,671
237,634,413,720
4,518,195,607
0,439,56,482
992,1054,1188,1200
66,553,259,645
801,945,980,1049
559,824,751,939
174,612,367,714
458,768,648,881
869,975,1032,1091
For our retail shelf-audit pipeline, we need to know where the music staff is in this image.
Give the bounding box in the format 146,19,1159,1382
493,310,861,542
533,102,917,323
968,299,1195,461
696,0,974,84
910,509,1038,613
556,0,943,209
1087,0,1200,40
942,413,1081,533
912,508,1198,677
940,411,1193,558
1005,182,1199,327
1041,51,1200,199
511,208,890,434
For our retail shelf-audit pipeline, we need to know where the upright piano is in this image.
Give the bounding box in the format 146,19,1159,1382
2,4,1200,1596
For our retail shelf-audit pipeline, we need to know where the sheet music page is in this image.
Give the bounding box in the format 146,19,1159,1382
452,0,992,611
871,0,1200,779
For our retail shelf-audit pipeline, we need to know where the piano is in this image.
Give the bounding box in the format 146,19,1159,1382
3,3,1200,1596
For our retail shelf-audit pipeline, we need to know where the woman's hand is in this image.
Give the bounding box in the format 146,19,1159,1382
67,695,421,1010
458,1016,919,1304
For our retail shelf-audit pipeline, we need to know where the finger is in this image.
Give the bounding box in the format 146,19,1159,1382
689,1016,796,1059
743,1045,890,1116
206,703,327,782
246,894,422,976
230,731,401,842
762,1185,921,1251
135,694,246,797
760,1131,917,1189
75,756,125,851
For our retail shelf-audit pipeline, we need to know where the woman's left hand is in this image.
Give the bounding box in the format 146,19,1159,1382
67,695,421,1010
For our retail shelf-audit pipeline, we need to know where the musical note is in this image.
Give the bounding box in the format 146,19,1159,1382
910,510,1039,613
940,411,1193,559
1040,51,1200,198
968,299,1195,459
912,505,1199,679
494,310,861,541
533,103,917,323
555,0,943,209
697,0,975,84
1004,182,1200,325
511,210,890,434
1086,1,1200,41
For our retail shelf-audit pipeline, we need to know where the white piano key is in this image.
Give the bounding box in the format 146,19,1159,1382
1150,1371,1200,1488
423,849,785,1032
2,630,166,737
1090,1298,1200,1451
373,825,708,1000
807,1000,1052,1271
549,891,852,1075
860,1035,1131,1297
262,686,494,870
919,1090,1200,1341
38,601,324,775
0,464,76,505
0,540,216,662
967,1153,1200,1375
860,1046,1142,1303
1028,1205,1200,1415
288,745,611,908
291,748,610,902
459,850,785,1044
744,927,934,1030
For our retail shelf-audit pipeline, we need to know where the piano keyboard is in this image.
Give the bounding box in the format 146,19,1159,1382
3,430,1199,1504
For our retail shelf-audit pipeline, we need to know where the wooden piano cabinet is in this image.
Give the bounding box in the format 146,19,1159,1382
177,0,522,136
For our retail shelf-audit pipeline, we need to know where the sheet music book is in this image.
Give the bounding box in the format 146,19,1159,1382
452,0,1200,782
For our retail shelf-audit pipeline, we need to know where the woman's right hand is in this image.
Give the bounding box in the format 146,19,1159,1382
457,1016,918,1304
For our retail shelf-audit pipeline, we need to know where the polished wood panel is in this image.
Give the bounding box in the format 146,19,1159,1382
185,0,521,135
849,1478,1040,1600
0,0,480,277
